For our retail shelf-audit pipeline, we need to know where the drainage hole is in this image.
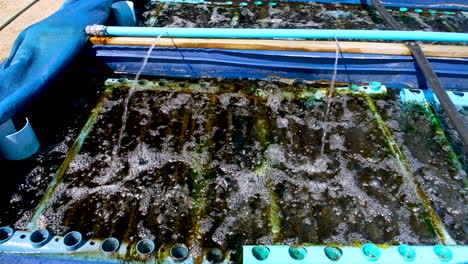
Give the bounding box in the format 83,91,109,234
20,235,26,239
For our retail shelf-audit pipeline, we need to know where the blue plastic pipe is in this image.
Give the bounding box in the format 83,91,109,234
100,26,468,42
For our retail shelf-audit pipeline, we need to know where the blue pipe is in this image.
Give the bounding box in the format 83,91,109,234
98,26,468,42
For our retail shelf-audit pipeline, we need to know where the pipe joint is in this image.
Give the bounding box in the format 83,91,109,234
85,24,107,37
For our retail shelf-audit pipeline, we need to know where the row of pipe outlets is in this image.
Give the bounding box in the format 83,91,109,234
0,227,156,256
1,227,227,262
250,244,454,262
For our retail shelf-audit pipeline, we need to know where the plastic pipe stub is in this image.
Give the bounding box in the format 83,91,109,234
361,244,380,261
101,238,120,254
0,118,40,160
289,246,307,260
63,231,83,251
111,1,137,26
0,227,14,243
369,82,382,91
252,246,270,261
30,229,51,248
433,245,453,262
136,239,155,255
324,247,343,261
207,248,223,263
398,245,416,262
171,244,189,261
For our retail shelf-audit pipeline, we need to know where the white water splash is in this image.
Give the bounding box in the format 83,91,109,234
320,36,340,155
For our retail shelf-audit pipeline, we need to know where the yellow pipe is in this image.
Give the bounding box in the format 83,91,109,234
90,37,468,58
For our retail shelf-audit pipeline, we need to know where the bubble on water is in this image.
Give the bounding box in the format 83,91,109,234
329,134,345,151
266,91,283,113
160,93,191,114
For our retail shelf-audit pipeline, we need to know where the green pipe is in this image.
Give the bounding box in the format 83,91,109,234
0,0,39,31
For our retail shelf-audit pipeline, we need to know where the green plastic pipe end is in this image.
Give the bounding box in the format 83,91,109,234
289,246,307,260
361,244,380,262
398,245,416,262
369,82,382,91
324,247,343,261
252,246,270,261
433,245,453,262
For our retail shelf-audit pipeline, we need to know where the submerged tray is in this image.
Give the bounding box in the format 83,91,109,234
1,77,466,263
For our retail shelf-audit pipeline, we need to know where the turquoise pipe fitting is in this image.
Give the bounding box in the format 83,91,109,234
111,1,136,26
399,89,468,107
0,227,14,244
324,247,343,261
243,245,468,264
268,2,276,6
398,245,416,262
171,244,189,261
30,229,50,248
433,245,453,262
252,246,270,261
63,231,83,251
288,246,306,260
207,248,223,263
136,239,155,255
0,118,40,160
399,7,408,12
88,26,468,42
100,238,120,254
369,81,382,91
240,2,248,6
361,244,380,262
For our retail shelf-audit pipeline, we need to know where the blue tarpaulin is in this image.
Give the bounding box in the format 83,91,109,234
0,0,118,124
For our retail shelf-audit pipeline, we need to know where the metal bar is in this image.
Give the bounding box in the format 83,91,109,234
366,0,467,154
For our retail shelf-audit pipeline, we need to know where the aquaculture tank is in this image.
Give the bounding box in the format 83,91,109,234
0,0,467,263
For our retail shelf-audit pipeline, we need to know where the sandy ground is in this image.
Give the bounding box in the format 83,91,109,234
0,0,62,62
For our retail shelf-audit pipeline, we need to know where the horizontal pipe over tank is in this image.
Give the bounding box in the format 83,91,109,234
89,37,468,58
86,25,468,42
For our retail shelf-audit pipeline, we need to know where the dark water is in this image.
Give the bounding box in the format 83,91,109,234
6,78,462,263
